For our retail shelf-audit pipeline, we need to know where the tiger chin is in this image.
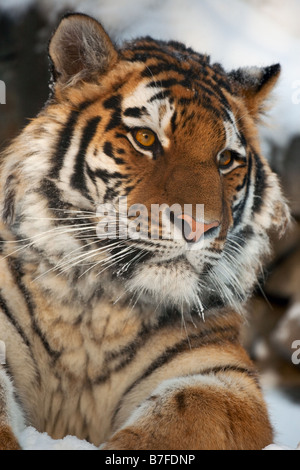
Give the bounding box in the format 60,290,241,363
0,13,290,450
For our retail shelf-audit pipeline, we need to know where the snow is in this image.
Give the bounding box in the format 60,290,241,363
18,426,98,450
264,444,298,451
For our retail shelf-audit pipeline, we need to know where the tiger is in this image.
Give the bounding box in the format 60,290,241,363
0,12,290,450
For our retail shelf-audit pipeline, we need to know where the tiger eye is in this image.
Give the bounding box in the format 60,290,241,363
219,150,233,168
134,129,156,148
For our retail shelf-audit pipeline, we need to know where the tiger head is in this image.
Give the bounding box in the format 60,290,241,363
0,13,290,315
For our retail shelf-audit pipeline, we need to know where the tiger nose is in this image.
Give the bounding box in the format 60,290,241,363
177,214,220,243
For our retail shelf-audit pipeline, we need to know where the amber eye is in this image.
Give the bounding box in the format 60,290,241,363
133,128,156,148
219,150,234,169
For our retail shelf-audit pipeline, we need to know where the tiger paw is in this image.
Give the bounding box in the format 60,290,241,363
102,429,147,451
0,424,21,450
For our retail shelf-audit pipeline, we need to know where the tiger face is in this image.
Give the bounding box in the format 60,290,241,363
1,14,289,315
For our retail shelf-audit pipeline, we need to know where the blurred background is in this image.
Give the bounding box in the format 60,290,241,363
0,0,299,448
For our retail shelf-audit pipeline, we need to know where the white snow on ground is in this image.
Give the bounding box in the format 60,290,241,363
18,427,98,450
264,387,300,450
15,387,300,450
2,0,300,451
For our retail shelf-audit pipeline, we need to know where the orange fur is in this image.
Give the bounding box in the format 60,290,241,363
0,425,21,450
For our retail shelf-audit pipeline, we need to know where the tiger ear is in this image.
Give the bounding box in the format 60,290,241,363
229,64,281,119
48,13,118,86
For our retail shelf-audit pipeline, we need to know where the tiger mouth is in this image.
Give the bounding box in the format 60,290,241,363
107,239,207,281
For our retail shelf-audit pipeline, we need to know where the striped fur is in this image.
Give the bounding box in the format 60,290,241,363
0,14,289,449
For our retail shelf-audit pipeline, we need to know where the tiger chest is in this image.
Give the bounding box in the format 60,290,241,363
21,291,147,445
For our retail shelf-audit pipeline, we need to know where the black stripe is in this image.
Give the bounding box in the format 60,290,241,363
0,291,31,350
200,364,259,385
85,164,100,201
252,152,266,214
181,111,196,129
3,175,16,224
103,94,121,110
126,41,204,66
94,308,183,386
89,167,126,185
115,132,128,141
178,93,223,119
114,157,126,165
149,90,171,103
141,63,181,78
123,184,135,195
94,327,150,385
2,358,27,412
115,148,126,164
101,141,126,165
128,51,176,64
127,41,173,53
140,62,231,101
132,326,238,386
103,141,114,158
50,110,78,179
91,168,110,184
123,107,148,118
0,236,5,254
50,100,94,179
240,132,247,148
112,325,238,426
103,94,122,132
39,180,94,231
170,110,178,134
235,170,249,192
39,178,71,214
0,286,42,385
146,78,179,89
8,259,61,362
110,247,152,280
106,114,122,132
85,163,97,185
233,152,253,227
71,116,101,197
227,226,254,250
103,186,120,202
141,62,198,78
